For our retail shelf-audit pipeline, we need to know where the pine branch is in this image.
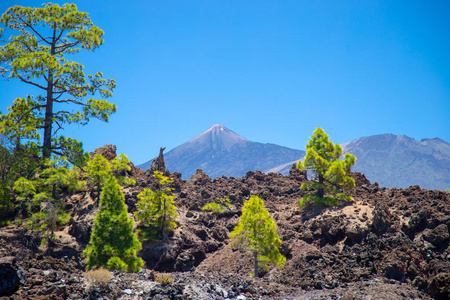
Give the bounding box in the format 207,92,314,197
55,28,65,43
16,74,47,90
53,85,87,96
53,119,64,135
55,41,79,54
53,98,87,106
18,15,51,45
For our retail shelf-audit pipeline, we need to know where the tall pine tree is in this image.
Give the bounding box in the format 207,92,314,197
0,3,116,163
84,174,143,272
297,127,356,206
230,195,285,277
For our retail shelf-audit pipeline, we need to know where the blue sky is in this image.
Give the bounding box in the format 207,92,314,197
1,0,449,165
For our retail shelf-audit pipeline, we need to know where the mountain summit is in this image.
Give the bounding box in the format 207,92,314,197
176,124,247,152
138,125,305,179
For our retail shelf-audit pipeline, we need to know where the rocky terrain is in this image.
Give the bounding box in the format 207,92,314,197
1,145,450,299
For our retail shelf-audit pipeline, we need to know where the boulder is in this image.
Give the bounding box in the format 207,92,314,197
423,224,449,246
188,169,211,186
90,144,117,160
429,272,450,300
372,203,393,234
0,256,25,296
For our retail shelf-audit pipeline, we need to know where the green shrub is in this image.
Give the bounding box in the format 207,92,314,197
202,202,224,213
106,257,127,272
13,160,85,239
202,196,231,213
155,273,173,285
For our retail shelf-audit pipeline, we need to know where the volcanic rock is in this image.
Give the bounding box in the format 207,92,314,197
0,257,24,296
90,144,117,160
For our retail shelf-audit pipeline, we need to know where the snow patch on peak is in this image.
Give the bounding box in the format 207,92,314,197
210,124,224,129
189,124,247,150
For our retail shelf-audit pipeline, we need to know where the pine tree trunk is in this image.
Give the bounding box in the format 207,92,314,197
318,174,324,199
52,184,56,199
43,86,53,159
96,179,101,206
160,197,166,239
43,29,57,160
253,225,258,277
254,250,258,278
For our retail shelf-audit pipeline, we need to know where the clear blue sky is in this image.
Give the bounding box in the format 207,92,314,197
1,0,449,165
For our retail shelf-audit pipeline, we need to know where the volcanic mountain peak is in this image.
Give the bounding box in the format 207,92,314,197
190,124,248,151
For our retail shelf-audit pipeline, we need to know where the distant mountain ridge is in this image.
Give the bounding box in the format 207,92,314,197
138,125,305,179
267,134,450,190
137,127,450,190
341,134,450,190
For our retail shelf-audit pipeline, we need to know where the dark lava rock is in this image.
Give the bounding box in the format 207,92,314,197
351,172,371,186
429,272,450,300
189,169,211,185
68,218,91,245
212,226,229,242
0,257,25,296
372,203,393,234
423,224,449,246
90,144,117,161
408,208,429,232
345,221,369,243
141,241,180,271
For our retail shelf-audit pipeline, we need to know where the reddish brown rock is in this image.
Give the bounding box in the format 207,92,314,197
90,144,117,160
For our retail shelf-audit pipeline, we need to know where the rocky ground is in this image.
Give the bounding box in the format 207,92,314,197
1,146,450,299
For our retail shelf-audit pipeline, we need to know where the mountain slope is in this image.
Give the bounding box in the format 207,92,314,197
138,124,305,179
341,134,450,190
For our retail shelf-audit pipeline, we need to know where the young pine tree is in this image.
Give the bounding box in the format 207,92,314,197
297,127,356,206
84,174,143,272
85,153,135,205
230,195,285,277
135,171,177,241
13,161,85,240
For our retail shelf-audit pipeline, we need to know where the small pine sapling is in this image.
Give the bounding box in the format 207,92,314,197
230,195,285,277
135,171,178,241
13,177,36,216
85,154,111,204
